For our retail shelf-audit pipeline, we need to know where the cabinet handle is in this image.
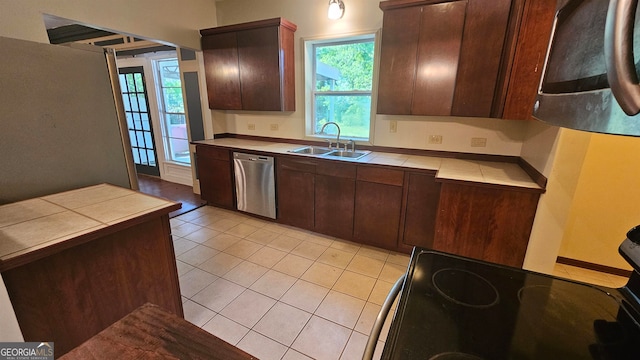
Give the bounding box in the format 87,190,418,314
605,0,640,115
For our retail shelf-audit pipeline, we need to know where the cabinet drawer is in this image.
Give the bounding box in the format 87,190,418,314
316,161,356,179
196,145,230,161
278,157,317,173
357,166,404,186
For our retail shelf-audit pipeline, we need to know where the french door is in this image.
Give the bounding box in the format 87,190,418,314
118,66,160,176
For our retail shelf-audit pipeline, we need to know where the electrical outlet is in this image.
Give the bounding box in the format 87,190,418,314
248,124,255,130
389,120,397,133
270,124,279,131
428,135,443,144
471,137,487,147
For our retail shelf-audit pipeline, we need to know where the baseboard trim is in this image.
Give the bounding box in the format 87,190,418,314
556,256,632,277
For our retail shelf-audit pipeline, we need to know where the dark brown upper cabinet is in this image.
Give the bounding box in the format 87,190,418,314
377,0,525,118
200,18,297,111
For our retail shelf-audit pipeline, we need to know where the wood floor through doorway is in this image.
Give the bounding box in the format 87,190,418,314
137,174,206,218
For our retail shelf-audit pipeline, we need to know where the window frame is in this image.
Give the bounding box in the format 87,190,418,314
303,32,379,144
153,57,190,165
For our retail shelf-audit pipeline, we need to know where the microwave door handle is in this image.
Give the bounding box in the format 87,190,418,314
605,0,640,115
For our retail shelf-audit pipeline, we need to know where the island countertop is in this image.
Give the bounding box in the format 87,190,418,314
0,183,183,356
0,183,180,271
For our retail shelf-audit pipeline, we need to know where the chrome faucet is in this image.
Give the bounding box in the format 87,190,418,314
320,122,340,148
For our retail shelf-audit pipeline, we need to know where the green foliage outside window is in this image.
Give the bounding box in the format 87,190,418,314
314,39,374,139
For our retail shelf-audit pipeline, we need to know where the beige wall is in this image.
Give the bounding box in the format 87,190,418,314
558,133,640,270
522,124,591,272
524,122,640,272
0,0,218,49
212,0,528,156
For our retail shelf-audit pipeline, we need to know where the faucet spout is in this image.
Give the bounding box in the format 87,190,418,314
320,122,341,147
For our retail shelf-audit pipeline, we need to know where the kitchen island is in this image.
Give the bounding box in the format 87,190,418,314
0,184,183,356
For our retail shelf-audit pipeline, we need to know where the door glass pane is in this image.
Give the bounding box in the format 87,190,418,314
136,131,145,148
129,94,139,111
144,132,153,149
138,94,147,112
147,150,156,165
132,148,140,163
139,149,148,164
119,74,127,93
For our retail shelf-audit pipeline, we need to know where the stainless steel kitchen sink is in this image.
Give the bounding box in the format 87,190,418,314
289,146,333,155
324,150,369,159
288,146,370,160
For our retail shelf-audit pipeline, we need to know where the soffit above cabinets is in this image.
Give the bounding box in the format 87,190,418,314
45,20,173,56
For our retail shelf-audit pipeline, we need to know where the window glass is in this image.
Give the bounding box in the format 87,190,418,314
307,35,375,141
155,58,190,164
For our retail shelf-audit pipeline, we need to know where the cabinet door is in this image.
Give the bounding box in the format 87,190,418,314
196,146,234,209
277,158,315,230
401,172,441,249
354,181,403,249
412,1,466,115
377,1,468,116
201,33,242,110
315,162,356,240
237,26,283,111
434,182,539,267
452,0,513,117
502,0,556,120
353,166,404,250
378,0,515,117
377,6,422,115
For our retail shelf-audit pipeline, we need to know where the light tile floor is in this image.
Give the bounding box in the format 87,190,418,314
172,206,631,360
172,206,402,360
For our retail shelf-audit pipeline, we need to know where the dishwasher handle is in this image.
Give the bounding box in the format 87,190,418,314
362,274,406,360
233,153,272,162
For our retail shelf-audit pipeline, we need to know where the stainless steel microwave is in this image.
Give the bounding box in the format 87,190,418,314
533,0,640,136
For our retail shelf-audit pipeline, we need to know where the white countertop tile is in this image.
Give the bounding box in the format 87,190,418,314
193,138,542,190
0,184,179,263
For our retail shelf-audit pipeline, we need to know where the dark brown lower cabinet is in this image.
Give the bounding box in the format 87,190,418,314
400,171,441,251
276,157,316,230
434,182,540,267
196,145,234,209
194,148,542,262
315,162,356,240
353,166,404,250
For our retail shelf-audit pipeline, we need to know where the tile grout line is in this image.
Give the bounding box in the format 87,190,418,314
172,206,408,359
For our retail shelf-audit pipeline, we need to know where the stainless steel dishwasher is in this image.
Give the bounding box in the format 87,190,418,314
233,152,276,219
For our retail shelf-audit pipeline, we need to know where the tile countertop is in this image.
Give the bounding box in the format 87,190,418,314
0,184,180,270
193,138,542,190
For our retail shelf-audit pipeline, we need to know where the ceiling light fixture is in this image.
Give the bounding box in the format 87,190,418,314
328,0,345,20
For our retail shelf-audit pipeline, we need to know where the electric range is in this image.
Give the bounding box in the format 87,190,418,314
380,227,640,359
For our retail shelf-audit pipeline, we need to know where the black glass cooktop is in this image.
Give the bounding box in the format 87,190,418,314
382,249,640,360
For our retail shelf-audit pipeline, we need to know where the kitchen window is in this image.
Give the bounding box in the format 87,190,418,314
154,58,190,164
305,34,376,142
